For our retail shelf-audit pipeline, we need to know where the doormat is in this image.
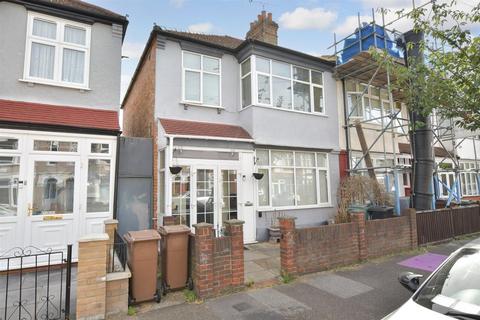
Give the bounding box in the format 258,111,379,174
398,253,448,272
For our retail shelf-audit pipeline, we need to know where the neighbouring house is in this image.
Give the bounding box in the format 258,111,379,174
0,0,128,259
122,11,340,242
335,20,480,210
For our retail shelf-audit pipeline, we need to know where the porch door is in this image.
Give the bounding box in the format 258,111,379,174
25,155,80,254
0,155,22,255
193,166,238,235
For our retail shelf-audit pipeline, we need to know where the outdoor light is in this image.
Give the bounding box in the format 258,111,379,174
169,166,182,175
253,172,264,180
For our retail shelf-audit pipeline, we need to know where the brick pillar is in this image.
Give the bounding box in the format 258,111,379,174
77,234,109,320
163,215,176,226
104,219,118,246
278,216,297,276
407,208,418,249
224,219,245,287
351,211,367,261
193,223,214,298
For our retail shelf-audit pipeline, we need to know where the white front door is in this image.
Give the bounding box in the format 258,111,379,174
25,155,80,256
192,166,239,236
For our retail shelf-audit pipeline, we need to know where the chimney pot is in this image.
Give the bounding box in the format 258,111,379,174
246,11,279,46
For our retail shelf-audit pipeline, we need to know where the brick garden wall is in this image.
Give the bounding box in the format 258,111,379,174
365,214,416,258
192,220,244,298
296,223,360,274
279,209,417,276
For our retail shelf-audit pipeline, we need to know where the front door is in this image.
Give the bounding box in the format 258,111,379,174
193,166,238,235
25,155,80,256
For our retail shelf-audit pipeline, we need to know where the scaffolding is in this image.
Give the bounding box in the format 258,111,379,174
329,4,480,212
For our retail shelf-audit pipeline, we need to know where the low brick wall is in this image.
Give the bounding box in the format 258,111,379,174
279,209,417,276
366,210,417,258
192,220,244,298
77,220,130,320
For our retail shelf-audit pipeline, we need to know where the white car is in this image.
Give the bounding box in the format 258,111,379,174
384,242,480,319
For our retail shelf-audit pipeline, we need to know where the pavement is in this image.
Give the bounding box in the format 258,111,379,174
126,236,476,320
244,242,280,284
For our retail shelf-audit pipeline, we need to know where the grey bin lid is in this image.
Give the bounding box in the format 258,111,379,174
124,229,161,242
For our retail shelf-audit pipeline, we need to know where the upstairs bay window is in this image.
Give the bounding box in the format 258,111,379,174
24,12,90,88
182,51,221,107
241,56,325,114
256,149,330,208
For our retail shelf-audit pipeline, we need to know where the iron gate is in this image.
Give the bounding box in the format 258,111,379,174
0,245,72,320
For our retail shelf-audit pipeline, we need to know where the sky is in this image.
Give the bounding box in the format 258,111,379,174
86,0,479,100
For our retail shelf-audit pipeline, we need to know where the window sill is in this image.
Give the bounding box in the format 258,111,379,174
181,101,224,110
257,203,333,211
19,78,91,91
241,104,328,118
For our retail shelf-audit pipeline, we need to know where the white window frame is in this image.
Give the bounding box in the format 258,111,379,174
181,51,222,108
23,12,91,90
256,149,331,210
460,161,479,196
240,57,253,109
241,55,327,116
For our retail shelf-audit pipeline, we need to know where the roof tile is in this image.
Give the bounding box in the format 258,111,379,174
0,99,120,132
159,118,252,140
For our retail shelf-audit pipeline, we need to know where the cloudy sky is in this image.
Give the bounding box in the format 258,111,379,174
87,0,478,100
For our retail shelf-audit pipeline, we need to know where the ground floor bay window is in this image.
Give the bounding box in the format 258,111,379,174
0,130,116,259
256,149,330,209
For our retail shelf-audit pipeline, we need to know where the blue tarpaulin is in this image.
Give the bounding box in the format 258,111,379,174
339,23,403,64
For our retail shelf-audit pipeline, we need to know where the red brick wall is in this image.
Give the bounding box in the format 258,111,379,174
279,210,418,276
365,216,412,258
339,150,349,180
192,221,244,298
296,223,360,274
122,37,159,228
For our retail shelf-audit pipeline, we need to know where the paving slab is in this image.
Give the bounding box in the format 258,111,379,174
304,273,373,299
248,287,310,317
244,269,277,283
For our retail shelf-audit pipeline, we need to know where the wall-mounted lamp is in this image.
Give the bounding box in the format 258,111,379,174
169,166,182,175
253,172,264,180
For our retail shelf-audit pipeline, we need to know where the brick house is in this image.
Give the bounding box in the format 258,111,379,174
123,11,341,242
0,0,127,259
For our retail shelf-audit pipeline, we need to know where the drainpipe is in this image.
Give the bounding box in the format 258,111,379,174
403,30,434,210
342,79,351,177
113,133,121,219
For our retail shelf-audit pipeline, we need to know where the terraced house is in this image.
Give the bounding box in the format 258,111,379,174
123,11,341,242
0,0,127,259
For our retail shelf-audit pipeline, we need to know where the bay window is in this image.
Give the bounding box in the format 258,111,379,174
241,56,325,114
460,162,479,196
256,149,330,208
183,51,221,107
24,12,90,88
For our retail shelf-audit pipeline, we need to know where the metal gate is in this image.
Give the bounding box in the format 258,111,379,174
0,245,72,320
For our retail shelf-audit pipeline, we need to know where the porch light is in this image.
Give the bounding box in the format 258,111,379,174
169,166,182,175
253,172,264,180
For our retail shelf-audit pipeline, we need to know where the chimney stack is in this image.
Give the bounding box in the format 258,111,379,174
246,10,279,46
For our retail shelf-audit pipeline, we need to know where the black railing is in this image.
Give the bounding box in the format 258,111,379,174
107,231,127,273
0,244,72,320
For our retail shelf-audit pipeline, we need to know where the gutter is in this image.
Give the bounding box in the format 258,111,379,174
165,134,254,143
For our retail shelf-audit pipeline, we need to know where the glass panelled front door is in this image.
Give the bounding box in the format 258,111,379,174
26,156,79,252
191,166,238,234
196,169,215,224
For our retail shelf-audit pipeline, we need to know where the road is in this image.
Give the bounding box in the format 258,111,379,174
131,237,473,320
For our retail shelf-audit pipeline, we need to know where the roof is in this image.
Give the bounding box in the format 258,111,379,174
12,0,128,38
163,30,243,50
32,0,126,21
159,118,253,141
398,143,453,158
0,99,120,132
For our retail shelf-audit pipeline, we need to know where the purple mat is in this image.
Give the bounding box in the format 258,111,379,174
398,253,448,272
